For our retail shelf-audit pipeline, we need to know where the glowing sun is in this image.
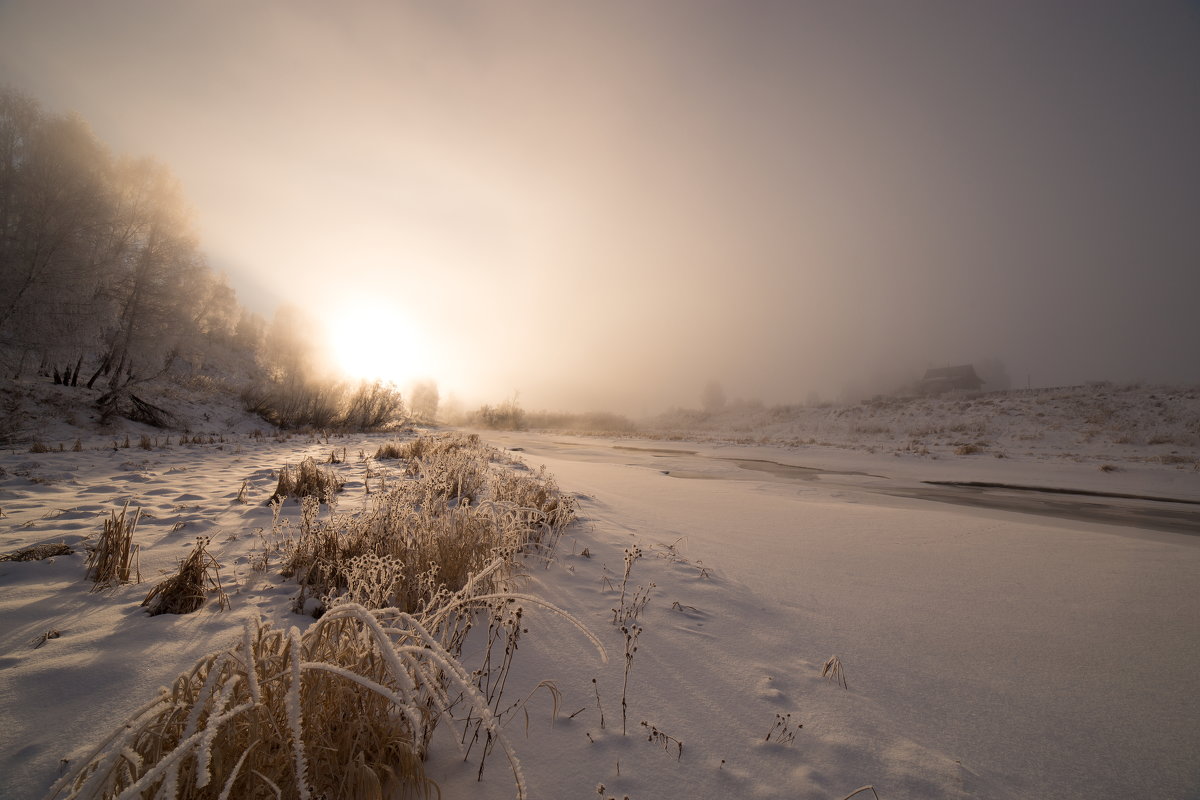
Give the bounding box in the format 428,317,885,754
326,302,433,385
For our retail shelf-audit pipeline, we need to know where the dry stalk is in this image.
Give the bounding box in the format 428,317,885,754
641,720,683,760
763,712,800,744
86,503,141,590
840,787,882,800
592,678,606,729
620,624,641,736
822,655,849,689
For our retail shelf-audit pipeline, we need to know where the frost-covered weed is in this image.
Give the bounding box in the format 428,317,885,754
55,586,602,800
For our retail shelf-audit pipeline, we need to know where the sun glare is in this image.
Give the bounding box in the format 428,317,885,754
327,302,433,386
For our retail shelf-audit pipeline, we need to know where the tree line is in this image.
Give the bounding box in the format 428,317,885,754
0,87,412,430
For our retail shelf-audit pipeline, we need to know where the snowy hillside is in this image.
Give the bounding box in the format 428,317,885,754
645,384,1200,470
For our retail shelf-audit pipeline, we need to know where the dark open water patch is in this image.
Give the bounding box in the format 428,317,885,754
719,457,884,481
893,483,1200,536
922,480,1200,506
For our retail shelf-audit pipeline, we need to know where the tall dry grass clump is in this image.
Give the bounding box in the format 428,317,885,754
49,609,456,799
86,503,141,590
269,457,345,505
489,464,577,532
54,586,602,799
374,440,409,460
283,433,575,616
52,601,601,800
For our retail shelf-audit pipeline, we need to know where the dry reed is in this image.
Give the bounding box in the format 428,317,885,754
822,655,849,689
86,503,141,590
142,537,230,616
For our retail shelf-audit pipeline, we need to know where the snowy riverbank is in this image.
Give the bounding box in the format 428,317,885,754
2,424,1197,798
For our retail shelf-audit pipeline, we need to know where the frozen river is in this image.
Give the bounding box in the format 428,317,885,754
479,431,1200,799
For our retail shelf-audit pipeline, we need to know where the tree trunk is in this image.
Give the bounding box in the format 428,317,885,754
86,352,110,389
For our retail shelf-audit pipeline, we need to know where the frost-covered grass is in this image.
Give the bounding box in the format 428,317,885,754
48,597,597,800
39,431,595,800
281,433,575,616
268,456,345,505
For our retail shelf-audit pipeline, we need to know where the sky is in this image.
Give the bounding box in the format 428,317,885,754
2,1,1199,413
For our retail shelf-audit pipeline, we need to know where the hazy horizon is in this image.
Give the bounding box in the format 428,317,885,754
3,1,1199,414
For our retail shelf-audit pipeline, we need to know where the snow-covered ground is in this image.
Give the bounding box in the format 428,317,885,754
442,432,1199,800
1,388,1198,799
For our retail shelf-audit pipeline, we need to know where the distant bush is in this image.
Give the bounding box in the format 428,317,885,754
241,380,342,429
473,397,526,430
243,378,405,431
409,380,439,423
342,380,406,430
523,410,637,433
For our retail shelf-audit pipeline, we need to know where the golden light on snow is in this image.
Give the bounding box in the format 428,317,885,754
326,301,433,386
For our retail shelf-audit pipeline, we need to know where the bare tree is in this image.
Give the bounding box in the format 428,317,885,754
0,100,115,378
410,380,439,423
